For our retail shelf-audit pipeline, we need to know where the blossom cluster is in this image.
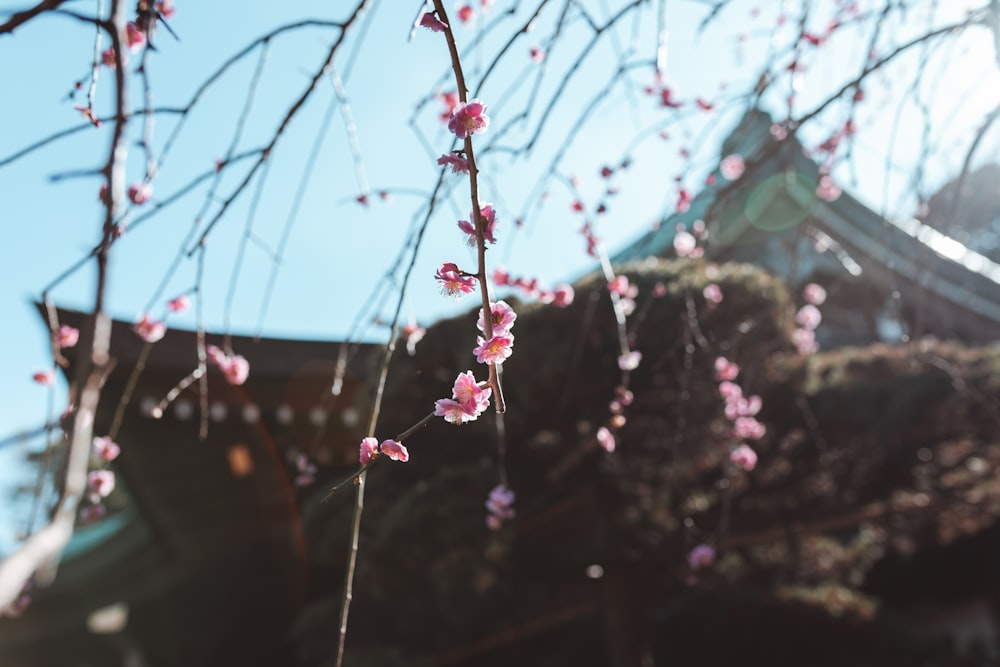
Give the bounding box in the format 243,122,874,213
492,267,574,307
472,300,516,365
82,435,122,524
295,453,317,487
434,370,492,424
358,436,409,465
608,275,638,316
715,356,764,471
792,282,826,354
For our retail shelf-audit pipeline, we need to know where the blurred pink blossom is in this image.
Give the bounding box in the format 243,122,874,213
437,153,469,174
688,544,716,570
720,154,745,180
93,436,120,462
167,295,190,313
596,426,615,453
551,284,574,307
127,182,152,205
731,444,758,471
816,174,841,202
125,22,146,51
733,416,766,440
88,470,116,499
133,314,166,342
58,325,79,349
803,283,827,306
618,350,642,371
714,357,740,382
674,230,697,257
33,369,55,386
796,304,822,331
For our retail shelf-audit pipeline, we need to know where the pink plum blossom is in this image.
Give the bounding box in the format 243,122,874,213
473,334,514,365
58,325,79,349
530,46,546,63
128,182,152,205
133,314,166,342
167,295,190,313
125,22,146,52
674,230,697,257
618,350,642,371
720,154,746,180
596,426,615,453
359,437,379,465
419,12,448,32
435,371,491,424
93,436,120,462
730,444,758,471
477,301,516,336
703,283,723,304
435,262,477,296
88,470,116,499
795,304,822,331
379,439,409,462
437,153,469,174
448,99,490,138
451,371,492,413
688,544,716,570
101,47,117,69
457,202,498,245
33,369,55,386
803,283,827,306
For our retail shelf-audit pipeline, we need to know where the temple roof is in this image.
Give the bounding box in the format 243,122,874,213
614,109,1000,343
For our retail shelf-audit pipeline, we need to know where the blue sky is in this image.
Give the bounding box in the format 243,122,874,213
1,0,998,551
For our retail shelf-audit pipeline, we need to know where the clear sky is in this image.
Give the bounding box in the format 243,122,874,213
1,0,997,551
